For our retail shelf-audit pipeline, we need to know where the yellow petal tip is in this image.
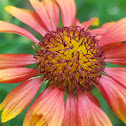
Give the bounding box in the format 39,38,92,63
1,119,6,123
91,18,99,26
1,110,17,123
1,115,8,123
1,117,10,123
5,6,13,12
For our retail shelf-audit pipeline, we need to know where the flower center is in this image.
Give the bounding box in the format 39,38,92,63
36,26,105,93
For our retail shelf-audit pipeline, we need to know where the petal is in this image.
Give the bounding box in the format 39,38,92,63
97,75,126,124
81,17,99,30
30,0,59,31
0,54,36,69
32,87,65,126
0,77,43,122
105,67,126,88
104,43,126,65
43,0,59,30
99,18,126,46
75,19,81,27
85,92,100,107
89,28,106,36
5,6,48,36
0,67,39,84
100,22,115,29
0,21,39,44
23,86,53,126
63,93,77,126
95,35,103,41
102,43,121,53
56,0,76,27
92,22,115,41
89,22,115,37
89,28,106,41
78,91,112,126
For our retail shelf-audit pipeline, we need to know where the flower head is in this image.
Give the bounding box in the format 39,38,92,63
36,26,106,92
0,0,126,125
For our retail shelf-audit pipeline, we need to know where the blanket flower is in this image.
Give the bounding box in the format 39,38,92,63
0,0,126,125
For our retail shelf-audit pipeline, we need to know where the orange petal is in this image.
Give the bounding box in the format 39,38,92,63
85,91,100,107
43,0,59,30
97,75,126,124
95,35,103,41
102,42,121,53
56,0,76,27
81,17,99,30
78,91,112,126
100,22,115,29
32,87,65,126
99,18,126,46
0,77,43,122
89,28,106,41
0,67,39,83
5,6,48,36
63,93,77,126
104,43,126,65
23,86,53,126
30,0,59,31
0,21,39,44
105,67,126,88
89,22,115,37
92,22,115,41
90,22,115,43
89,28,106,35
0,54,36,69
75,19,81,27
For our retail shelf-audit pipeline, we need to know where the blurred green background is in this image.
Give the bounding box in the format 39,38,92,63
0,0,126,126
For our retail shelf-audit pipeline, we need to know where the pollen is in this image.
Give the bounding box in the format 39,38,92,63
35,26,105,92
